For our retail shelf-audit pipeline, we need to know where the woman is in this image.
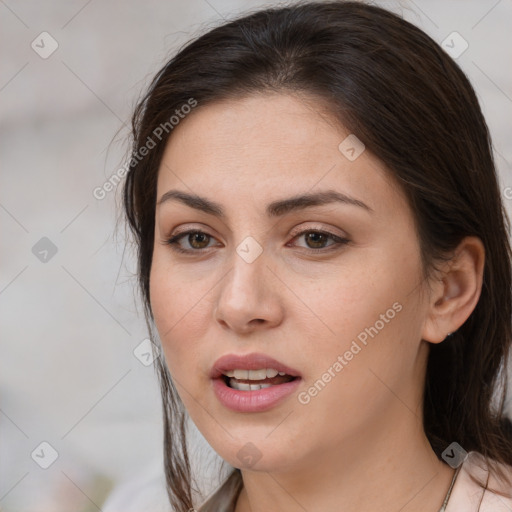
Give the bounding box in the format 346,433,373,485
122,1,512,510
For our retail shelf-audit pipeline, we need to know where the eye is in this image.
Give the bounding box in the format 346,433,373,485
164,230,218,253
288,229,349,252
162,228,349,254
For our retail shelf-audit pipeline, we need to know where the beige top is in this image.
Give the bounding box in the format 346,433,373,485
198,451,512,512
444,451,512,512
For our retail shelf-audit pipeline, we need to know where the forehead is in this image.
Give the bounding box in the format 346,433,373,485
160,93,344,172
156,92,405,217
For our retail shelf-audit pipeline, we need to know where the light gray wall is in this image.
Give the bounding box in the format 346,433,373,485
1,0,511,510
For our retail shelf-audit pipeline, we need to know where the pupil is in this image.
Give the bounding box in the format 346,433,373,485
307,232,326,248
190,233,208,248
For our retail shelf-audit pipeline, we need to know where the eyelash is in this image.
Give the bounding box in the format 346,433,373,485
163,228,349,255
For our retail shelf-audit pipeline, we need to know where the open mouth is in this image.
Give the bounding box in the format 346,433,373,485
221,372,298,391
211,360,302,412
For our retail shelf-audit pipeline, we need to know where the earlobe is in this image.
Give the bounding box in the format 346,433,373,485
421,236,485,344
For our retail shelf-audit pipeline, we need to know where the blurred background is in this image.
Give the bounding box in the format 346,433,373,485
1,0,511,510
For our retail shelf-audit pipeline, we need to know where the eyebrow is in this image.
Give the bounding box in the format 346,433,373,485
156,189,373,217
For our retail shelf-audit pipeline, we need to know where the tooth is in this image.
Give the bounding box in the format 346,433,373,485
229,378,274,391
236,381,251,391
234,369,249,379
247,369,267,380
230,368,289,380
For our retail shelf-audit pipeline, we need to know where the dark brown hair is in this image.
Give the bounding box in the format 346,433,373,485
122,1,512,510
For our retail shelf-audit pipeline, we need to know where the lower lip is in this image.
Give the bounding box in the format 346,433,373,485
212,377,301,413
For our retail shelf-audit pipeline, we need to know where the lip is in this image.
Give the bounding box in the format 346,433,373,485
210,352,302,379
212,376,301,413
210,352,302,413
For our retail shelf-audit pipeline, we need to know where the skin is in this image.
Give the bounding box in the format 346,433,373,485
149,92,485,512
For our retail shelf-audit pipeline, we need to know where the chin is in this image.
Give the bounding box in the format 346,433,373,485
212,437,298,473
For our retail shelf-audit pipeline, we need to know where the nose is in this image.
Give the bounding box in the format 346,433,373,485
214,251,284,334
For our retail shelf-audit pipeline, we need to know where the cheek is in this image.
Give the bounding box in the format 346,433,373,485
149,270,204,419
292,252,407,361
149,260,190,372
149,254,215,384
293,247,422,409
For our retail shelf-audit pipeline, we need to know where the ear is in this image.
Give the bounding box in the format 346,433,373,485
421,236,485,344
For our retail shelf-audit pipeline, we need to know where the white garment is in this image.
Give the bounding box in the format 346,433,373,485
444,451,512,512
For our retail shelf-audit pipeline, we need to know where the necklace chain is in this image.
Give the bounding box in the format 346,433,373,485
438,465,462,512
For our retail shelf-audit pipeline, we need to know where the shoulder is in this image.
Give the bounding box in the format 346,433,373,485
446,451,512,512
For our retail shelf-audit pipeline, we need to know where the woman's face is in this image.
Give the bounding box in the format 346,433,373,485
150,92,433,472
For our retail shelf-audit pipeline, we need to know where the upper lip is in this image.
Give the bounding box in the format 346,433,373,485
210,352,302,379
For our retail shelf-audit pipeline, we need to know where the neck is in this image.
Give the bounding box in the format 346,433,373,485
234,408,455,512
